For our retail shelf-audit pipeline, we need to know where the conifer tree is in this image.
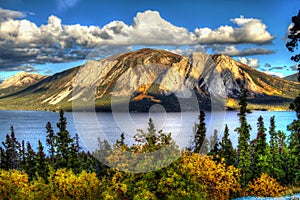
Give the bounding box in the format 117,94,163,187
208,130,220,161
25,142,36,181
251,116,268,179
269,116,282,180
2,126,21,170
35,140,49,181
55,109,74,169
193,110,208,154
235,88,252,187
277,130,289,184
219,125,236,166
46,121,56,164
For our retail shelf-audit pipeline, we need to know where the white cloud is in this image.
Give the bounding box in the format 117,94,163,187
195,15,273,44
0,8,275,71
238,57,259,68
0,7,26,21
213,45,274,56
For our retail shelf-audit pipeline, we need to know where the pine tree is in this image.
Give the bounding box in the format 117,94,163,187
46,121,56,164
287,96,300,183
235,88,252,187
219,125,236,166
2,126,21,170
208,130,220,161
269,116,282,181
251,116,268,180
277,130,289,184
55,109,74,169
25,142,36,181
193,110,208,154
20,140,26,170
35,140,49,181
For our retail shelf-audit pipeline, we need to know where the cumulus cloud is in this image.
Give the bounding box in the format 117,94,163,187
0,8,275,71
212,45,274,56
0,7,26,21
195,15,274,44
238,57,259,68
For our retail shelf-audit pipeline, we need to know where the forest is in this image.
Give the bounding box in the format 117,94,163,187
0,84,299,199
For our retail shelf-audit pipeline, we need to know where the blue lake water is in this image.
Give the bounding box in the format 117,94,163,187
0,110,297,151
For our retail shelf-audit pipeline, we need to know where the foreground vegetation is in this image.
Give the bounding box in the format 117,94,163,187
0,85,300,199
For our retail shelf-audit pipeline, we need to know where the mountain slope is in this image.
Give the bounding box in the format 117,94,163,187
0,48,299,111
284,73,298,82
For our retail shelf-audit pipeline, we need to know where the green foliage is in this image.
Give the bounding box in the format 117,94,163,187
192,110,209,154
235,88,252,187
286,10,300,63
219,125,236,166
250,115,268,180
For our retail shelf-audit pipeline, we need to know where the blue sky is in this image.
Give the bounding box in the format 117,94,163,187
0,0,299,80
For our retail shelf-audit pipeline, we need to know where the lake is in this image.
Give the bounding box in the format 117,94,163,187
0,110,297,151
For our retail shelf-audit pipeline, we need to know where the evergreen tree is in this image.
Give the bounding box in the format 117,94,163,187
219,125,236,166
20,140,26,170
2,126,21,170
25,142,36,181
35,140,49,181
46,121,56,164
55,109,74,169
208,130,220,161
269,116,282,181
235,88,252,187
277,130,289,184
193,110,208,154
286,9,300,184
251,116,268,180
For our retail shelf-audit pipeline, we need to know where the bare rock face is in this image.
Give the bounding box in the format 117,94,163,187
0,72,46,89
0,48,299,111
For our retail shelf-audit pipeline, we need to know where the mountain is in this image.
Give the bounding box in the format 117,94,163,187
0,72,46,99
284,73,298,82
0,72,46,89
0,48,299,111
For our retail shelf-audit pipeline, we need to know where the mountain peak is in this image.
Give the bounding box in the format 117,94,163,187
0,72,46,89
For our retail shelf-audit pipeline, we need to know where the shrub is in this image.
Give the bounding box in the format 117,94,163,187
245,173,285,197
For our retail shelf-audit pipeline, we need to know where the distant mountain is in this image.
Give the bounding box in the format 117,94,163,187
0,49,299,111
0,72,46,89
284,73,299,82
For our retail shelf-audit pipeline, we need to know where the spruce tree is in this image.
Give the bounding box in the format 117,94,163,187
35,140,49,181
269,116,282,180
251,116,268,180
194,110,208,154
55,109,74,169
219,125,236,166
235,88,252,187
208,130,220,162
25,142,36,181
46,122,56,164
2,126,21,170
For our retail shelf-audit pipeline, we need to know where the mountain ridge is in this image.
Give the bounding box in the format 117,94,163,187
0,48,299,111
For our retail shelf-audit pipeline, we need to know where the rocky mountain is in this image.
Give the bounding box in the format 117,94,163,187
0,72,46,89
0,48,299,111
284,73,298,82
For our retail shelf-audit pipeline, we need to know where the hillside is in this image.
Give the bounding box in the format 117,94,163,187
0,48,299,111
284,73,298,82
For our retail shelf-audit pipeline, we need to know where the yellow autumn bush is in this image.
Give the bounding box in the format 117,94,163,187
180,152,241,199
49,168,103,199
245,173,285,197
0,170,30,200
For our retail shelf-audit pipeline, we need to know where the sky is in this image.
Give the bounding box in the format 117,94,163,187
0,0,299,80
